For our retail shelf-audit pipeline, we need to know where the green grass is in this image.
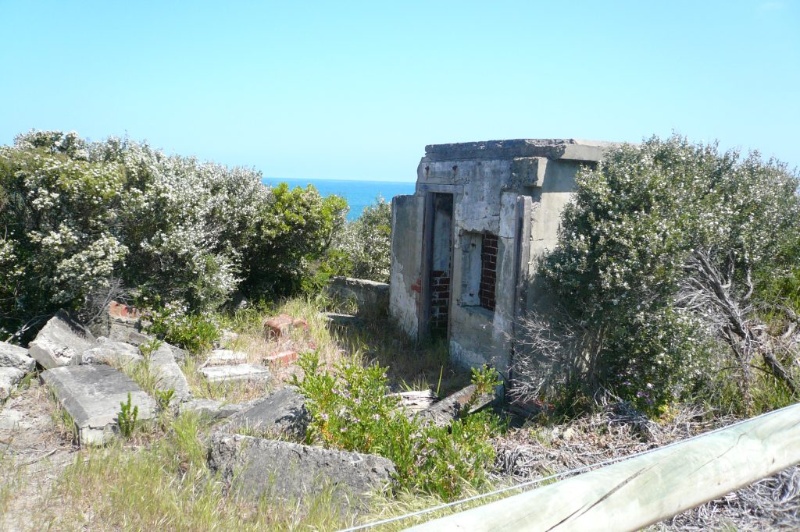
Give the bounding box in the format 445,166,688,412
42,412,352,530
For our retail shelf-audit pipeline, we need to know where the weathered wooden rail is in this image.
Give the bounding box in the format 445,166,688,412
406,402,800,531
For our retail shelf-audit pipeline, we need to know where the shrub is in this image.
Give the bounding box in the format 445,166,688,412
294,352,502,499
514,135,800,415
327,197,392,282
0,130,349,334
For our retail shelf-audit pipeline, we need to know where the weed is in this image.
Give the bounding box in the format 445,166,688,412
155,389,176,411
117,393,139,439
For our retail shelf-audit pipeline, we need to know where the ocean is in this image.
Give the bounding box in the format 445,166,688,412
261,177,416,221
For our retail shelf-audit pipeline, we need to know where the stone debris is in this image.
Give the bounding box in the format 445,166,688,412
28,310,96,369
208,433,395,510
78,337,143,368
0,367,27,400
0,341,36,372
40,364,156,446
418,384,495,427
149,343,192,403
180,398,244,420
392,390,437,414
199,364,271,383
217,386,309,439
204,349,248,366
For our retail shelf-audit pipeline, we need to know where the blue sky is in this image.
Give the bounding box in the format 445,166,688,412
1,1,798,181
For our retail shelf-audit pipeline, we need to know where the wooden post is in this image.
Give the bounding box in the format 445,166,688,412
406,402,800,532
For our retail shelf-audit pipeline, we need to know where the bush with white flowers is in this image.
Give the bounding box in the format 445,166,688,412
0,131,346,336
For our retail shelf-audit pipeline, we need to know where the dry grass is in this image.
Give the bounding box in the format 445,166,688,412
490,402,800,531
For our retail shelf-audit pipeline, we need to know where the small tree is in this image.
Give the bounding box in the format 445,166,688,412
514,135,800,415
326,197,392,283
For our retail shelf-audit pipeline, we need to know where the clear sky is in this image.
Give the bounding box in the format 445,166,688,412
1,1,798,182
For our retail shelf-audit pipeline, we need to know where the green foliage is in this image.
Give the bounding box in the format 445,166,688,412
146,304,220,355
155,389,176,411
0,130,349,334
326,197,392,282
117,393,139,439
241,183,348,297
522,135,800,415
294,352,501,500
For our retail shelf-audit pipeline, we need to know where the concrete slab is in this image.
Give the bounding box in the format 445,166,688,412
40,364,156,445
0,367,26,400
149,343,191,403
204,349,248,366
28,310,96,369
208,434,395,511
78,338,143,369
199,364,271,383
217,386,309,438
180,398,244,420
0,342,35,372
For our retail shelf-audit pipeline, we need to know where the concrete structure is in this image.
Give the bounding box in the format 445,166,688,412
40,364,156,445
389,139,613,377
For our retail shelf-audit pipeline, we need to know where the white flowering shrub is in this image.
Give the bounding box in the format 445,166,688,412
515,135,800,415
0,131,348,335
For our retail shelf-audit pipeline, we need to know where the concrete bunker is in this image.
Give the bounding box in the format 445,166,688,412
389,139,613,379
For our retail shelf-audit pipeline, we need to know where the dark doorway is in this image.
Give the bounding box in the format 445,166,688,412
424,193,454,339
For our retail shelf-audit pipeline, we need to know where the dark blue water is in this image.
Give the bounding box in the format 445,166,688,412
262,177,416,221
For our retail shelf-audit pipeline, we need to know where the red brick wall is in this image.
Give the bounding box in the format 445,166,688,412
430,269,450,332
479,234,498,311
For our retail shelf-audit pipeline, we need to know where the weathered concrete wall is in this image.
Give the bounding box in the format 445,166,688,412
327,277,389,318
391,139,613,377
389,195,425,338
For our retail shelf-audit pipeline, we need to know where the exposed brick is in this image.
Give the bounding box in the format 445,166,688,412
264,350,299,367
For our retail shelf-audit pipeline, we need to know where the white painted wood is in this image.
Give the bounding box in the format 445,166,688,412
406,402,800,532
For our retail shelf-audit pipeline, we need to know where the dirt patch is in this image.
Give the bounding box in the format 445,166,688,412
0,378,79,531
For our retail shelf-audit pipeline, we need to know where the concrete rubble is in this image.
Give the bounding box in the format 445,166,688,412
28,310,96,369
77,337,143,368
199,364,271,383
418,384,495,427
217,386,309,439
180,398,244,420
149,343,192,403
0,341,36,372
41,364,157,445
203,349,248,366
208,433,395,509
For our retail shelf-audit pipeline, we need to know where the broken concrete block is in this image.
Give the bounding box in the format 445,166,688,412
392,390,437,415
78,338,143,368
40,364,156,445
180,399,244,420
0,342,35,373
418,384,494,427
199,364,271,383
0,367,26,400
106,321,152,346
204,349,248,366
217,386,309,438
208,434,395,510
28,310,96,369
149,343,191,403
